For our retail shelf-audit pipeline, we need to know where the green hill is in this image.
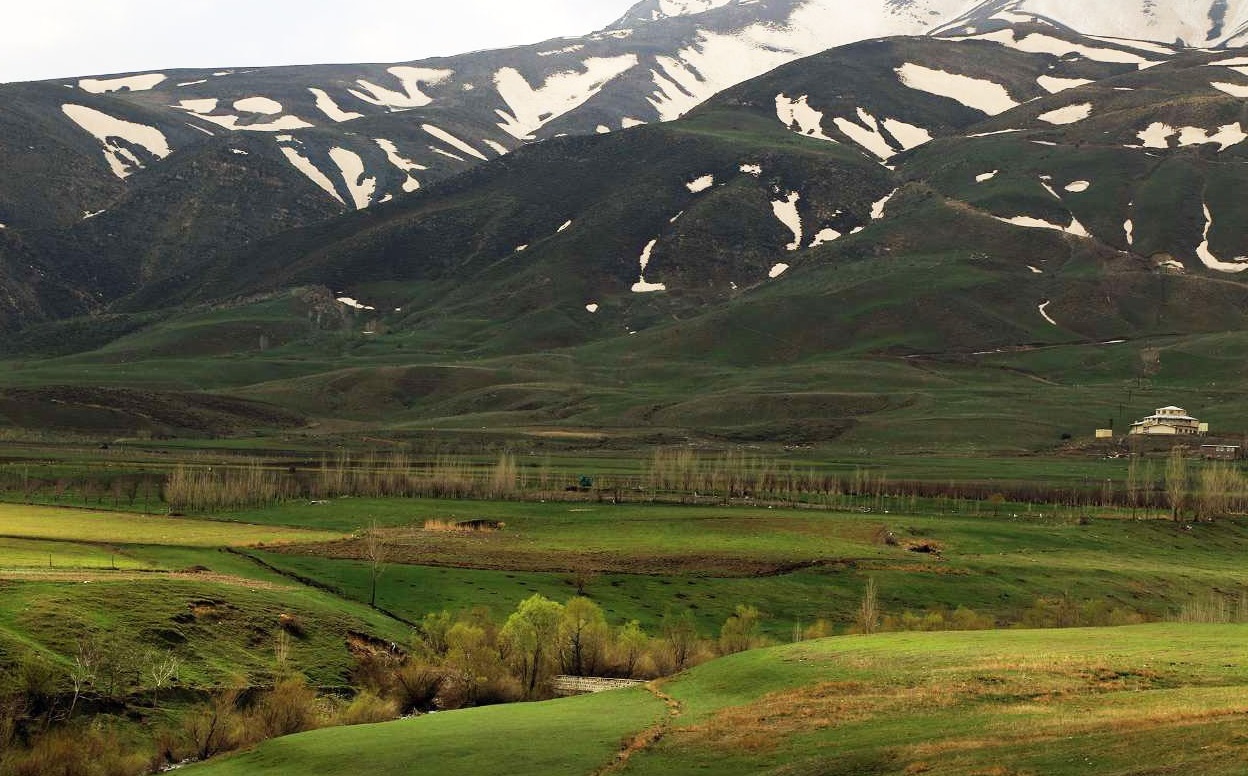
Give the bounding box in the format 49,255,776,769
193,623,1248,775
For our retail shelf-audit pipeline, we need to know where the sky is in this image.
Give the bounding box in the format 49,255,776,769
0,0,636,83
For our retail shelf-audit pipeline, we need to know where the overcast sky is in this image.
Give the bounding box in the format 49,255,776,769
1,0,636,83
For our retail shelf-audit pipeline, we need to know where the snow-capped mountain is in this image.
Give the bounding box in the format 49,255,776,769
8,0,1246,226
2,0,1248,333
936,0,1248,46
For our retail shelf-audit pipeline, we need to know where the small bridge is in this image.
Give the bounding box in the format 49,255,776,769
551,675,645,696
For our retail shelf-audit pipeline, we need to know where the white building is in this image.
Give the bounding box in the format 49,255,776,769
1129,406,1205,436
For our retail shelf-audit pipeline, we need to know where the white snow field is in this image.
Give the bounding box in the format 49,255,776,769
61,104,173,178
895,63,1019,115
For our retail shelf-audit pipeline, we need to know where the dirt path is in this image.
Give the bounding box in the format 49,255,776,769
0,568,292,589
592,681,684,775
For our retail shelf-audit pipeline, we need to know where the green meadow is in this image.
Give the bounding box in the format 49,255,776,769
195,623,1248,776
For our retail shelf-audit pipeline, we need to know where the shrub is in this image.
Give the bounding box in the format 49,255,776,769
2,724,148,776
250,676,322,739
338,691,399,726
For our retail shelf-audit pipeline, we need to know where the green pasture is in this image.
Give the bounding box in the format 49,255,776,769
192,624,1248,775
0,503,344,546
218,497,1248,635
194,685,663,776
0,536,151,570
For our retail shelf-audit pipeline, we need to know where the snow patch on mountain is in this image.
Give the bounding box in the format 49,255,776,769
632,238,667,292
1197,203,1248,272
482,139,510,156
655,0,735,19
871,189,899,220
175,98,313,132
79,73,166,93
329,146,377,209
495,56,639,140
423,124,488,161
375,138,425,192
1179,123,1248,150
1038,102,1092,124
883,117,934,151
769,263,790,278
960,29,1156,66
895,63,1019,115
1065,180,1090,192
310,88,364,122
976,170,999,182
234,97,283,115
1037,75,1092,93
1211,80,1248,97
429,147,466,162
832,108,931,159
350,67,454,111
810,227,841,247
61,104,172,178
994,213,1089,237
771,192,803,250
687,175,715,193
940,0,1229,47
776,94,837,142
337,296,376,311
1138,122,1175,147
280,145,345,204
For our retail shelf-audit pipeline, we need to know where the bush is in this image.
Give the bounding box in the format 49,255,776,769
181,688,245,762
2,724,148,776
250,676,322,739
338,691,399,726
389,662,444,713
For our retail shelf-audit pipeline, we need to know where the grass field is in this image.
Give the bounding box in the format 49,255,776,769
193,687,664,776
0,503,399,690
190,623,1248,775
209,497,1248,638
0,503,343,547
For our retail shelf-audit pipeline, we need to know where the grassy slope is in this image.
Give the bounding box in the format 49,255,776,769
191,624,1248,775
627,624,1248,775
193,687,664,776
0,504,405,688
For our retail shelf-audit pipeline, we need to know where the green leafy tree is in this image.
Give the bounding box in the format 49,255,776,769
500,594,564,697
560,597,609,676
616,620,650,677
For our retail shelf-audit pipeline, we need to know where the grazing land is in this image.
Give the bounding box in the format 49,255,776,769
194,623,1248,775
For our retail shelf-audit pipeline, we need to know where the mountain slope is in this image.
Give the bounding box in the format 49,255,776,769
6,0,1248,332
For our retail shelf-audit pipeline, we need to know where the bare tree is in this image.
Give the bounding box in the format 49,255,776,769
145,651,180,708
1166,448,1188,522
857,577,880,634
67,637,100,718
363,520,387,608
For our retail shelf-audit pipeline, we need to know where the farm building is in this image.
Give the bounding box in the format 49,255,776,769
1129,406,1206,436
1201,444,1241,460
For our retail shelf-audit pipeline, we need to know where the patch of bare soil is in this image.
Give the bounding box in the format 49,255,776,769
271,530,870,577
